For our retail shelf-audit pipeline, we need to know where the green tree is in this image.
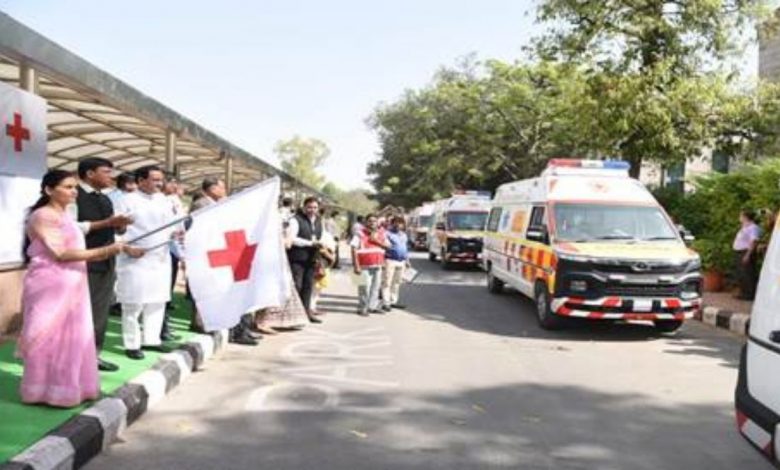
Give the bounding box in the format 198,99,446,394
535,0,773,176
274,136,330,189
367,60,592,207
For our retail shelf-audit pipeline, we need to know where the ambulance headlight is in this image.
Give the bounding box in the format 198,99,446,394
556,252,594,264
680,281,701,300
686,258,702,272
570,280,589,293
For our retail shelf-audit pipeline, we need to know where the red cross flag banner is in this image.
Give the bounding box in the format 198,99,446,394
0,80,48,266
184,176,289,331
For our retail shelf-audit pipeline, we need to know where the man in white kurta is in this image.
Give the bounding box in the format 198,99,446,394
114,166,177,359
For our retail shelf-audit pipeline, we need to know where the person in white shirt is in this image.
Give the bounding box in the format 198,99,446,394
106,172,137,209
286,197,325,323
114,165,178,360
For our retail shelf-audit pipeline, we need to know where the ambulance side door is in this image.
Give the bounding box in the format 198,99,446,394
485,205,507,279
746,223,780,422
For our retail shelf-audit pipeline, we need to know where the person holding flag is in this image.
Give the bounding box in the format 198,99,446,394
114,165,179,360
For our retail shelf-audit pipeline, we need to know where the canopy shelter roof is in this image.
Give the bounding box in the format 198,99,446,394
0,12,328,198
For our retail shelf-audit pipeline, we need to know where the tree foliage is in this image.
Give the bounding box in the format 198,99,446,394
367,61,593,207
275,135,330,189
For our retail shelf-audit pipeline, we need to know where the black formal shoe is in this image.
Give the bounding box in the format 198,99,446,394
189,324,206,334
161,332,182,342
125,349,145,360
247,331,263,340
98,358,119,372
308,315,323,324
382,305,392,312
109,304,122,317
165,303,175,311
369,308,382,314
141,344,174,353
230,334,259,346
358,310,369,317
391,304,407,310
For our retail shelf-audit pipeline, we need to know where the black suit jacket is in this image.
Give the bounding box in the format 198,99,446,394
76,185,115,272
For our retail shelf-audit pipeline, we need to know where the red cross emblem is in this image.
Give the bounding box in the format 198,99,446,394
207,230,258,282
5,113,30,152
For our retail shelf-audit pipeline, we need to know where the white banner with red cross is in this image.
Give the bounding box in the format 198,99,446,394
0,80,48,266
184,176,289,331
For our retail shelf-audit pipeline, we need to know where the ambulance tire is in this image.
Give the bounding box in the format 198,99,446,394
653,320,683,334
487,268,504,294
428,252,437,262
535,283,563,330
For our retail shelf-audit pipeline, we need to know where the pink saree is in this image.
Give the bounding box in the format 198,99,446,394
17,208,99,408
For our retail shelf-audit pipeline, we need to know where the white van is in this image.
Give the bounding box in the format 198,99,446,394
427,192,491,268
735,217,780,464
483,159,702,330
407,203,435,250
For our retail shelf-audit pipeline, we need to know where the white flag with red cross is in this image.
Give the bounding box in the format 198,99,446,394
0,80,47,266
184,176,289,331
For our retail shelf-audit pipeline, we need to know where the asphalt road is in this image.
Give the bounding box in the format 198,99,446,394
86,252,771,470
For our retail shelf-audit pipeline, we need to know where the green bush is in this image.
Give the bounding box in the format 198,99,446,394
654,158,780,273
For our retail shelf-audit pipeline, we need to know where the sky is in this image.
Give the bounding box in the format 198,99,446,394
0,0,542,190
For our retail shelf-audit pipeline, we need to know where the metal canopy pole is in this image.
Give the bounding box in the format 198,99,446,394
224,151,234,194
164,129,177,177
19,62,37,93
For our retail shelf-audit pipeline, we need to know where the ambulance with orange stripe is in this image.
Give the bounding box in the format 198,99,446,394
484,159,702,331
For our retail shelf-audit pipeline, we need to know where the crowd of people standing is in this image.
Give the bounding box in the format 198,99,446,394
14,159,412,409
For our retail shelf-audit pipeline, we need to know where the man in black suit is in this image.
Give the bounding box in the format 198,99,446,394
76,157,133,372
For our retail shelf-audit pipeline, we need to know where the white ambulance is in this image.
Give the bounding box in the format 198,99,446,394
407,203,435,250
735,216,780,464
427,191,491,268
483,159,702,331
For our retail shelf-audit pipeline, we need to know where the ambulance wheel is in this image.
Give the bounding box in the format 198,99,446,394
428,252,437,262
487,268,504,294
653,320,683,334
535,283,563,330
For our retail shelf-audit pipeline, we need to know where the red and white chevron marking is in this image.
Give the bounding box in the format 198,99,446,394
736,410,775,459
551,296,700,321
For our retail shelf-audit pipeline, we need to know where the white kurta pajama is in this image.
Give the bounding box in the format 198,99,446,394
115,191,176,350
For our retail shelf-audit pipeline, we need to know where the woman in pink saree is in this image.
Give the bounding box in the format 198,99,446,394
18,170,136,408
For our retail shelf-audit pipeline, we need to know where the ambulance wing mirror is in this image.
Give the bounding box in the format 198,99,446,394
527,226,549,245
677,225,695,244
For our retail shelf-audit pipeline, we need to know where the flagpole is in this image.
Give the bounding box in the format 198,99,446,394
126,176,281,245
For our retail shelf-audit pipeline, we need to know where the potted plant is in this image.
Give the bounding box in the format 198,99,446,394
693,239,731,292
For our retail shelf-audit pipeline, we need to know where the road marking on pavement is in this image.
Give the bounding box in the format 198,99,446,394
245,325,401,413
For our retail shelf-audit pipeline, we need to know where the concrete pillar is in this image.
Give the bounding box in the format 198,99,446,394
19,63,38,93
224,152,234,194
164,129,177,175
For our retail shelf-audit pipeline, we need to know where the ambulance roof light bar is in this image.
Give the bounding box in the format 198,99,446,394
452,190,492,198
547,159,631,170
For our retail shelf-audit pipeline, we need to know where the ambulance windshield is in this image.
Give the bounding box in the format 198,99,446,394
447,212,488,231
553,203,678,243
419,215,433,227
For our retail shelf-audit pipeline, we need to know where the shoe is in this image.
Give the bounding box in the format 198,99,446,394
369,309,382,314
165,303,174,311
98,358,119,372
382,305,392,312
125,349,145,360
230,334,259,346
391,304,407,309
308,315,323,324
161,332,181,342
357,310,369,317
189,324,206,334
109,304,122,317
310,309,326,316
141,344,174,353
255,325,279,335
247,331,263,339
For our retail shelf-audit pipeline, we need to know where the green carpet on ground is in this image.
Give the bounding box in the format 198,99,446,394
0,293,195,463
